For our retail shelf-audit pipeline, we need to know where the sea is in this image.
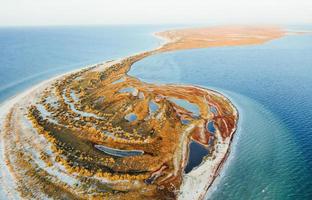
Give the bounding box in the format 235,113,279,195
1,25,312,199
0,25,165,102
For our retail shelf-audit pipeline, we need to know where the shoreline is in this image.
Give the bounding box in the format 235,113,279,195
203,87,244,199
0,25,285,199
175,85,238,200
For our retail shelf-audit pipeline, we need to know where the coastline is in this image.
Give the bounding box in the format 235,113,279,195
0,63,110,198
203,87,244,199
176,85,238,200
0,25,286,199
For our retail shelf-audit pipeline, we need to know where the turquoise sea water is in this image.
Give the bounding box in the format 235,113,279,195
130,27,312,199
1,25,312,199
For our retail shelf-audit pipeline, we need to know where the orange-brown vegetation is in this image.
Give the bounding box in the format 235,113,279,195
1,26,285,199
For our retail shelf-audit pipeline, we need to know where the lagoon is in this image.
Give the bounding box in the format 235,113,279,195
130,27,312,199
1,25,312,199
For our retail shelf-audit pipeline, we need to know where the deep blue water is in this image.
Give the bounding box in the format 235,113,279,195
130,27,312,199
184,141,209,174
0,25,166,102
1,25,312,199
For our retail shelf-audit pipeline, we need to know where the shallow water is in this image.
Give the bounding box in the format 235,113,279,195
149,100,159,114
124,113,137,122
118,87,137,95
1,25,312,199
168,97,200,116
130,27,312,199
94,144,144,157
207,121,216,134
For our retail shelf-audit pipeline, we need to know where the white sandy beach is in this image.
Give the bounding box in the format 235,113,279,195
0,28,242,199
0,63,100,198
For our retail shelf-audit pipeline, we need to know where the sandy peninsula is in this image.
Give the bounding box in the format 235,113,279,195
156,26,284,52
0,26,284,200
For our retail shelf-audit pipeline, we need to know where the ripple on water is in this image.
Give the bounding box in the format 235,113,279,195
206,90,310,200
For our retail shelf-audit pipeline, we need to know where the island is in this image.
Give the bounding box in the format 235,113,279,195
0,26,284,200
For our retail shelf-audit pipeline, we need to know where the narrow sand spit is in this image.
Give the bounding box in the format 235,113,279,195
0,26,285,199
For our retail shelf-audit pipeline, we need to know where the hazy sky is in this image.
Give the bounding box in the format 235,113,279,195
0,0,311,26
